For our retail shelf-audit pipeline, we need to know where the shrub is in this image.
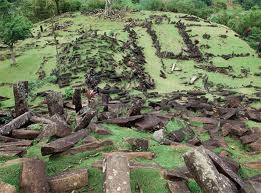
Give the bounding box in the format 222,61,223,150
61,0,82,12
81,0,105,12
112,0,140,10
140,0,164,11
64,87,74,99
210,8,261,49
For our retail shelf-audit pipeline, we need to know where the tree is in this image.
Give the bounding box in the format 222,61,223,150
0,0,13,18
104,0,113,16
32,0,52,21
53,0,61,15
0,15,32,66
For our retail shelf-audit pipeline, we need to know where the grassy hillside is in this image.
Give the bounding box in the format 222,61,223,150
0,11,260,107
0,10,260,193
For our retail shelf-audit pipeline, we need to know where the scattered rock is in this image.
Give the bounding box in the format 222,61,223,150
153,129,164,142
48,169,88,193
126,138,149,151
0,181,16,193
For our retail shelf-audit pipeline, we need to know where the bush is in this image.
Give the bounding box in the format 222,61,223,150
112,0,140,10
210,8,261,49
140,0,164,11
61,0,82,12
32,0,56,21
64,87,74,99
81,0,105,12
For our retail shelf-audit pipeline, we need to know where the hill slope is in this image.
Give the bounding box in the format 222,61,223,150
0,11,260,193
0,11,260,108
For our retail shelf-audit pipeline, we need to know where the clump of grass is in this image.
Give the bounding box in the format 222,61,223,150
26,142,47,160
0,155,19,163
87,168,104,193
246,120,261,128
197,131,210,142
100,124,150,150
130,169,169,193
239,167,261,179
0,164,21,191
27,123,44,131
187,179,202,193
224,136,260,164
47,146,113,176
164,119,186,133
150,143,189,169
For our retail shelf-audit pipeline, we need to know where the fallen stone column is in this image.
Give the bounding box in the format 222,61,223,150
11,129,40,140
0,135,20,142
0,112,32,135
41,129,88,156
103,154,131,193
36,116,72,141
48,169,88,193
59,140,113,156
103,152,155,160
183,147,237,193
101,94,109,111
20,159,49,193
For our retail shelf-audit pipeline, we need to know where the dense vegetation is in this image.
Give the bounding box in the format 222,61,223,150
0,0,260,51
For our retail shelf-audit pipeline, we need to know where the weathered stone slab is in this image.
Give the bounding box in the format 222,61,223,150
0,135,20,142
11,129,40,140
59,140,113,156
41,130,88,156
128,99,143,116
183,147,238,193
46,91,64,117
246,110,261,122
48,169,88,193
126,138,149,151
0,181,16,193
103,152,155,160
190,117,218,125
20,159,49,193
167,180,190,193
103,154,131,193
240,133,259,144
249,139,261,152
37,121,72,141
88,123,112,135
0,112,32,135
106,115,144,127
75,111,96,131
13,81,29,117
72,88,82,113
135,115,163,131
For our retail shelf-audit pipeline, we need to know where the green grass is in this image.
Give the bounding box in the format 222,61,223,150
223,137,261,164
154,24,185,53
187,179,202,193
100,123,190,169
0,164,21,192
86,168,104,193
1,10,260,105
164,119,186,133
239,167,261,179
130,169,170,193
